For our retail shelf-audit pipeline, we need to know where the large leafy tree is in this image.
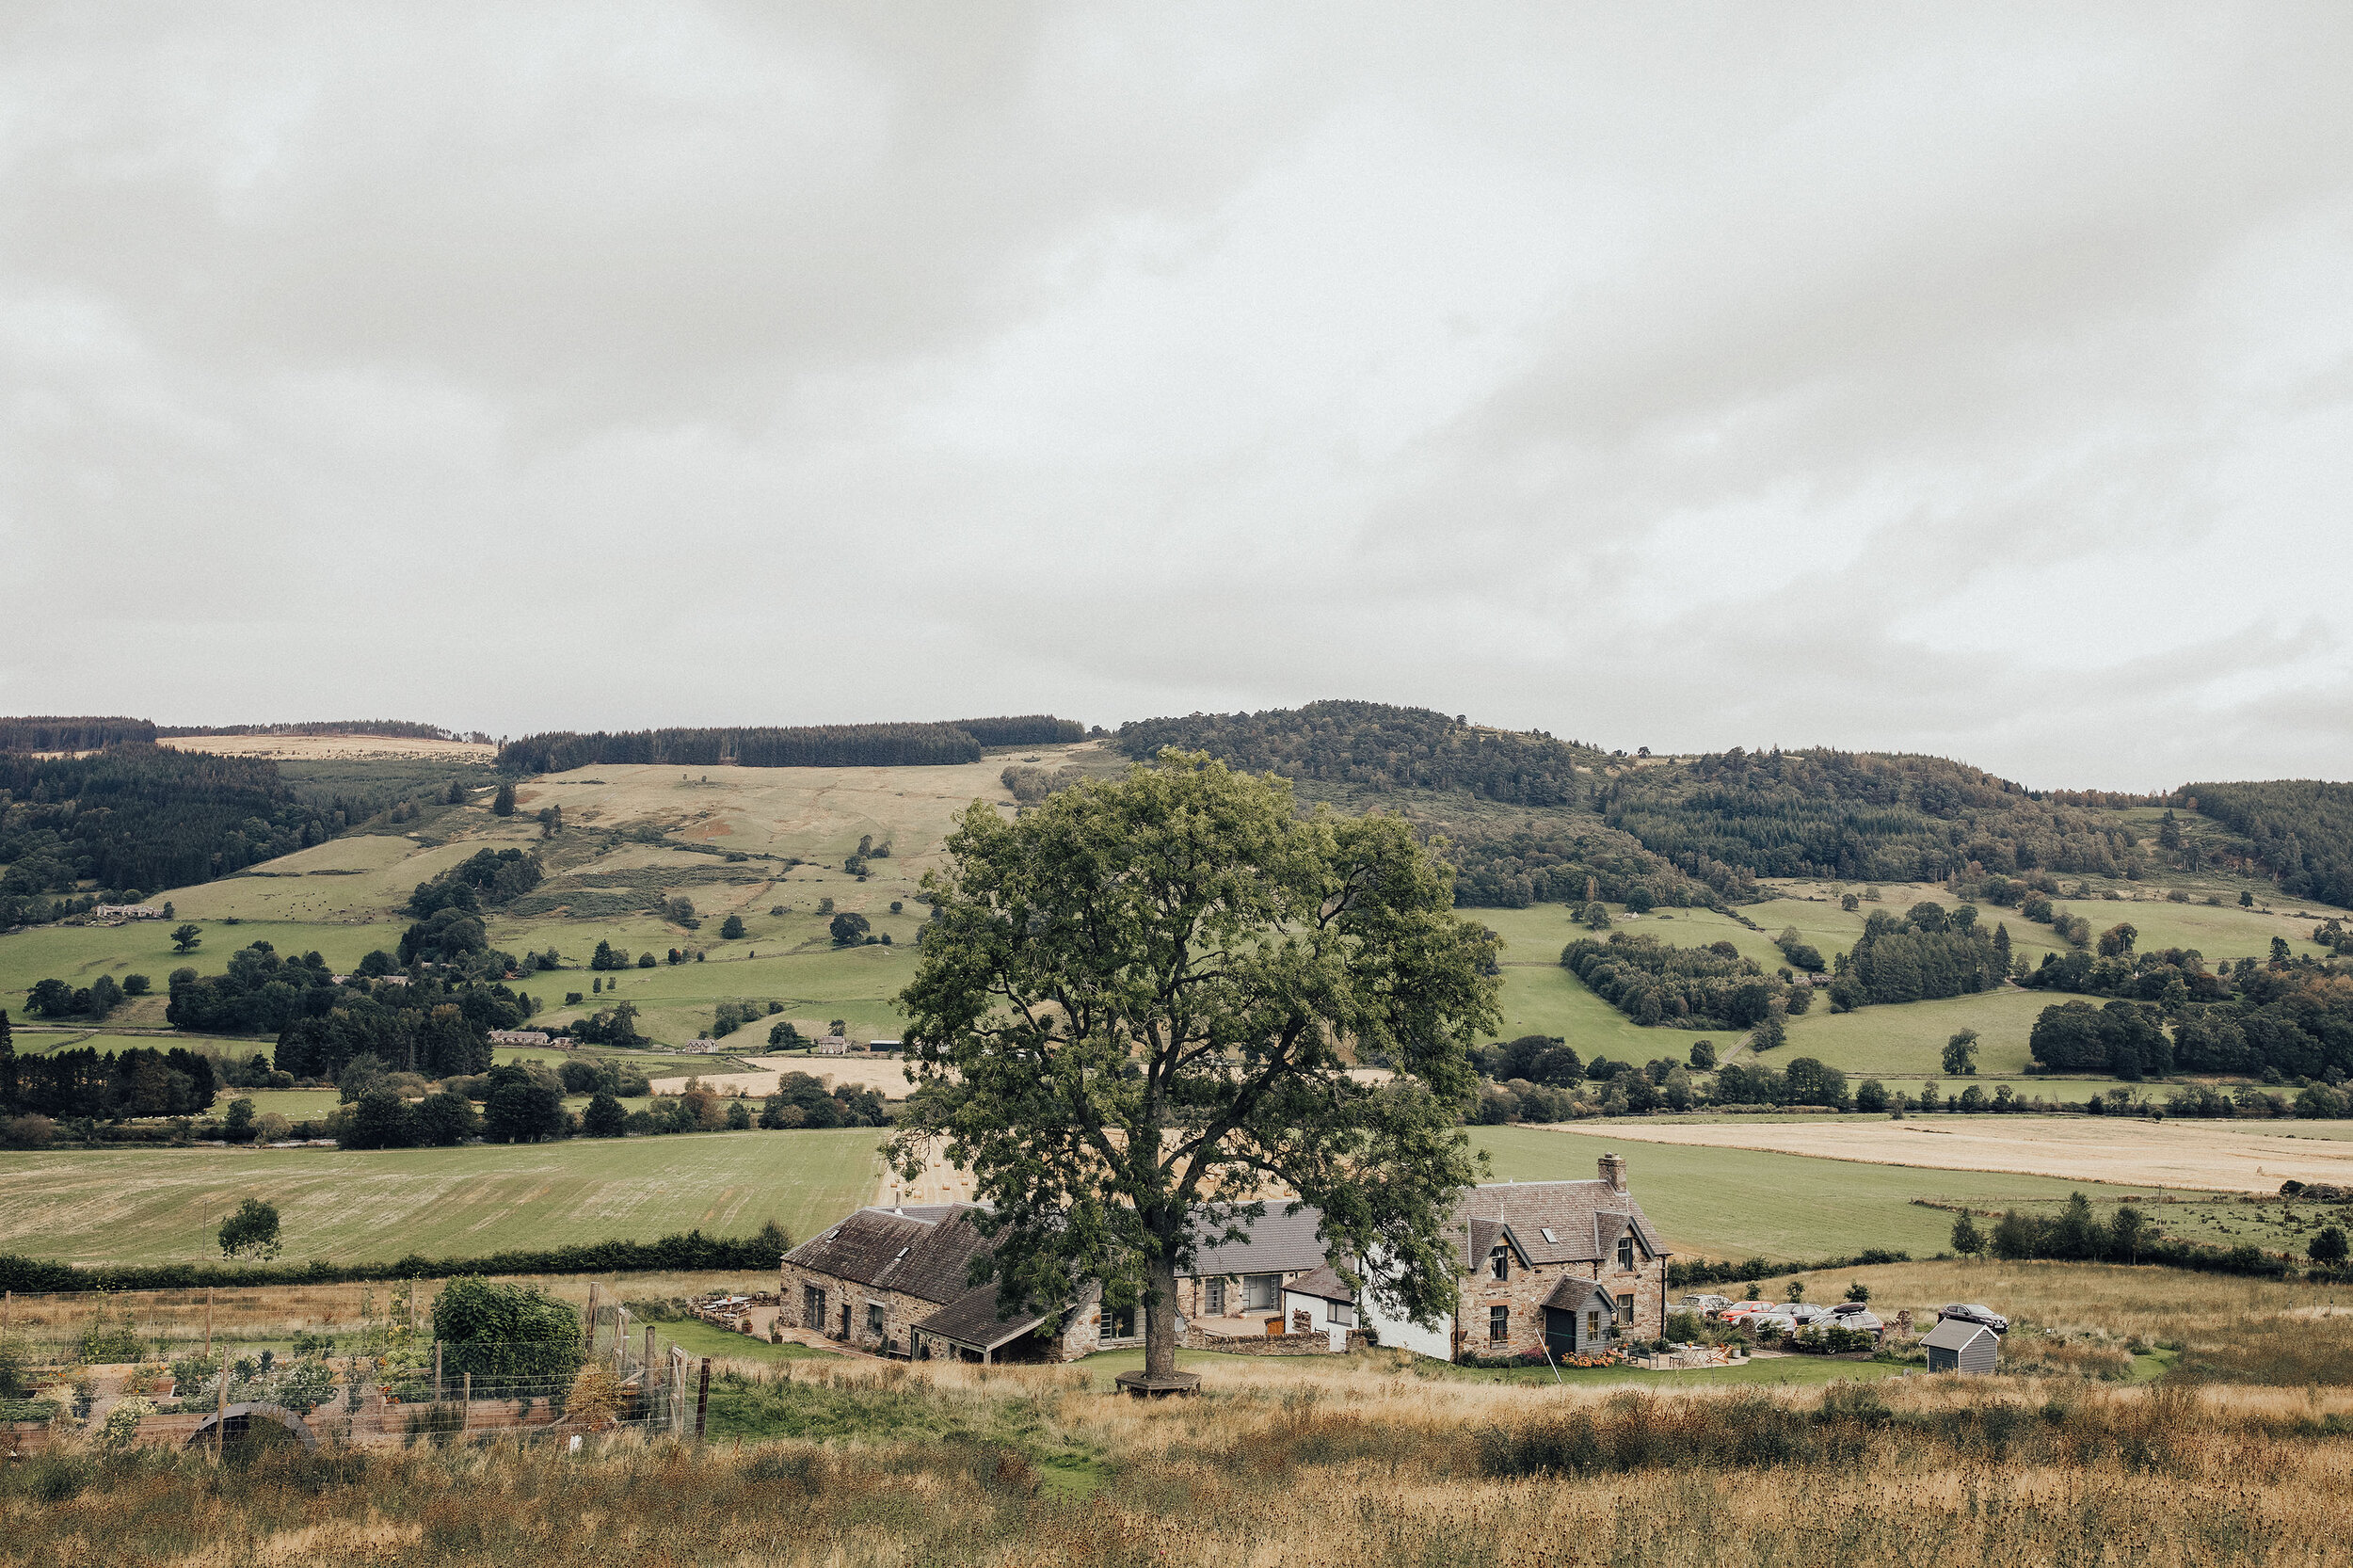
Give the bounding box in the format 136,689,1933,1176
893,751,1499,1381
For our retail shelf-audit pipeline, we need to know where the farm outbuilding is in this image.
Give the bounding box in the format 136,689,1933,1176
1922,1317,1999,1374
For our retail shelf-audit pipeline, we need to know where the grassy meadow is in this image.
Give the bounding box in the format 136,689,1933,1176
0,1129,884,1265
1472,1124,2160,1260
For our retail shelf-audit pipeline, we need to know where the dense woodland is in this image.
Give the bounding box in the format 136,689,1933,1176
1827,903,2008,1010
0,746,335,909
498,715,1083,774
0,1015,219,1122
1117,700,1602,806
1561,933,1797,1029
1423,814,1738,908
2028,955,2353,1085
0,716,157,751
1602,748,2158,884
2182,779,2353,908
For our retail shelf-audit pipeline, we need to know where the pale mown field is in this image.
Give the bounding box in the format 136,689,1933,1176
0,1131,884,1265
156,733,498,761
1530,1114,2353,1194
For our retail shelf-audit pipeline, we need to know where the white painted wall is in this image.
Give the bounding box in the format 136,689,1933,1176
1353,1261,1453,1362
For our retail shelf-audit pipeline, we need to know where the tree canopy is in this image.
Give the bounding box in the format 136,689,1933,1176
893,751,1499,1380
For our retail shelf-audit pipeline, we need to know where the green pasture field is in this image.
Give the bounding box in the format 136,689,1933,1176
1990,1188,2353,1256
161,829,521,923
1470,1125,2146,1260
0,920,396,1022
0,1128,885,1265
209,1087,342,1120
1771,987,2053,1077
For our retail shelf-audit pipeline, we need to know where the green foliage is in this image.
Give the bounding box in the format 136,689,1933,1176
1563,934,1785,1030
2311,1226,2348,1266
498,717,1080,774
1941,1029,1978,1076
432,1276,586,1388
2182,779,2353,906
1116,701,1602,806
719,914,746,939
1829,904,2004,1011
217,1196,282,1260
896,751,1499,1378
829,912,871,946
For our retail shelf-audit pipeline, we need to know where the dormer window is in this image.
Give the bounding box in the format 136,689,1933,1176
1616,1236,1635,1271
1489,1245,1511,1282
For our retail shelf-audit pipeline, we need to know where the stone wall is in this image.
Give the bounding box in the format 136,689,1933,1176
1182,1325,1364,1356
778,1260,946,1357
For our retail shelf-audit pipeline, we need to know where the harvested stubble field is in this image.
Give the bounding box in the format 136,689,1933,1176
1532,1114,2353,1194
0,1131,883,1265
158,733,500,762
9,1330,2353,1565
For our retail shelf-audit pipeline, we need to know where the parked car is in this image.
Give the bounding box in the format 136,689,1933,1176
1721,1302,1774,1323
1784,1304,1831,1326
1939,1304,2009,1334
1827,1302,1874,1320
1680,1294,1735,1314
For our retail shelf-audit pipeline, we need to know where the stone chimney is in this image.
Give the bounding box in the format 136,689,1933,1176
1598,1152,1627,1193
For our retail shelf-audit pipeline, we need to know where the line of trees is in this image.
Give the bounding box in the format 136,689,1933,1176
0,715,158,750
496,715,1081,775
0,1023,219,1120
2026,958,2353,1082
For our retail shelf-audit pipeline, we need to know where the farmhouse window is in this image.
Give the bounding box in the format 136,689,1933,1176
1586,1310,1602,1340
1616,1237,1635,1271
1489,1305,1509,1343
802,1285,826,1332
1489,1245,1511,1282
1329,1299,1353,1325
866,1303,886,1337
1244,1273,1281,1312
1205,1278,1226,1316
1615,1293,1635,1327
1108,1304,1136,1338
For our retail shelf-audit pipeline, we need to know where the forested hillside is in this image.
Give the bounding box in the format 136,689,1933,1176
0,716,157,751
2179,780,2353,908
1602,748,2153,883
155,719,477,742
499,716,1083,774
1116,701,1603,806
0,747,338,910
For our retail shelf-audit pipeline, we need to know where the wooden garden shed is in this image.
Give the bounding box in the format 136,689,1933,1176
1922,1317,1999,1374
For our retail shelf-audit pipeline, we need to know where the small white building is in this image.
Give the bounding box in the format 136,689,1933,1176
1279,1264,1358,1352
680,1038,724,1055
813,1035,850,1056
488,1030,552,1047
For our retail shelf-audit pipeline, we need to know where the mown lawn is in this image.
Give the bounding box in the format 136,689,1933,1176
0,1129,884,1264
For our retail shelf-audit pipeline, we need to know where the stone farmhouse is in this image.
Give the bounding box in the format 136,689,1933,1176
1360,1153,1672,1362
780,1152,1667,1367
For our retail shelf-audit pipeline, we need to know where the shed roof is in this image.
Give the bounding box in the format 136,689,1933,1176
1542,1274,1618,1312
1921,1317,1997,1352
1281,1263,1356,1304
915,1284,1048,1352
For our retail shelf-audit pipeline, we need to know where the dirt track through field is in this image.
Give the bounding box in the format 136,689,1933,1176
1536,1116,2353,1193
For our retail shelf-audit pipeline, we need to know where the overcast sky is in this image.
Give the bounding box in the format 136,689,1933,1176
5,4,2351,790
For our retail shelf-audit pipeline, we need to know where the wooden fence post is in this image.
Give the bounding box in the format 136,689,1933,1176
434,1341,444,1403
614,1307,629,1375
643,1325,656,1387
460,1371,471,1432
695,1357,710,1443
203,1287,213,1356
584,1283,600,1356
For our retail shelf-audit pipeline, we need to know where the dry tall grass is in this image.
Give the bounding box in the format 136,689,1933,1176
7,1358,2350,1566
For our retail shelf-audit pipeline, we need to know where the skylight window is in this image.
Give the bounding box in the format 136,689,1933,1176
1540,1228,1558,1243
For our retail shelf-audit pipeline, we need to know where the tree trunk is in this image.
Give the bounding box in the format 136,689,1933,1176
1144,1251,1181,1378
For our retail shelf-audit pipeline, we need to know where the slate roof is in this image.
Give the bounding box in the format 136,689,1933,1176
1282,1263,1356,1304
1921,1317,1996,1352
916,1284,1049,1352
782,1206,993,1306
1455,1180,1668,1268
1187,1204,1330,1278
1542,1274,1617,1311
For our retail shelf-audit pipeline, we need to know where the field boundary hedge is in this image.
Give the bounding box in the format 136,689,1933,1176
0,1228,786,1294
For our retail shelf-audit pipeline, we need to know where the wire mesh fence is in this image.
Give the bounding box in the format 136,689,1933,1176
0,1283,720,1454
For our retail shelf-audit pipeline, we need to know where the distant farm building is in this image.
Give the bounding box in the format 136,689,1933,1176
488,1031,551,1047
92,904,164,920
680,1038,724,1054
1923,1317,2000,1374
813,1035,850,1056
869,1038,904,1053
